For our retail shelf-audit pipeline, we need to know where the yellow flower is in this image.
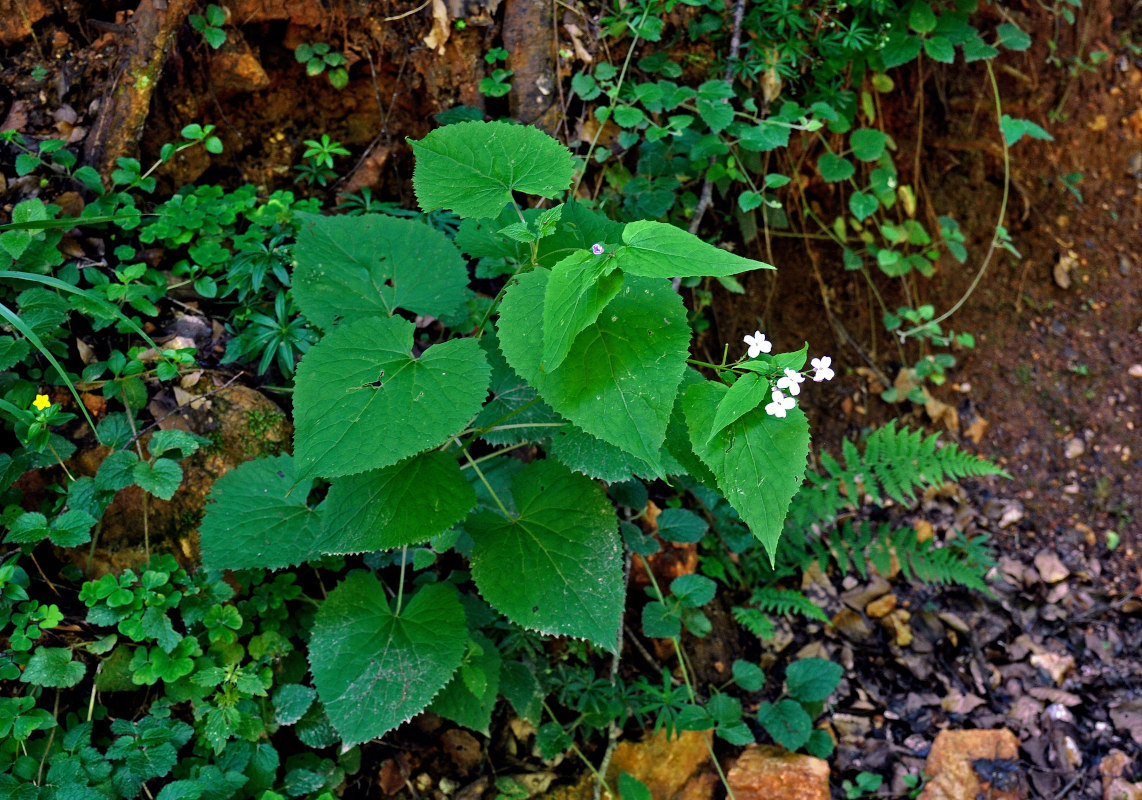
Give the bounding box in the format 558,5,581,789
32,394,51,411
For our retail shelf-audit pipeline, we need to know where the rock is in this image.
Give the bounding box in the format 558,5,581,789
605,729,710,799
0,0,48,45
830,608,873,642
60,384,290,576
210,38,271,97
881,609,913,647
865,594,897,619
1129,364,1142,379
918,729,1021,800
725,745,830,800
1064,438,1085,459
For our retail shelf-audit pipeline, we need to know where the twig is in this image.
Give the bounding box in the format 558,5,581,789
686,0,748,236
130,371,245,442
383,0,432,22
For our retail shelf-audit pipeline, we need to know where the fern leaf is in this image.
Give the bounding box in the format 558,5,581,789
747,586,828,623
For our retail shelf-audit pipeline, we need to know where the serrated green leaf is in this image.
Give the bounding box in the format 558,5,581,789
410,121,574,219
880,31,923,68
641,601,680,638
618,220,771,277
498,269,689,473
430,631,501,734
21,647,86,688
704,372,768,445
924,35,956,63
738,121,790,152
322,452,476,553
0,336,30,370
738,191,762,212
293,316,490,478
548,423,678,482
542,250,625,372
818,153,855,182
95,450,140,492
850,128,888,162
199,455,336,571
613,106,645,128
473,332,563,446
696,97,734,133
148,429,206,460
273,684,317,726
757,699,812,750
49,510,95,547
292,213,468,329
466,459,623,651
908,1,937,33
682,381,810,560
732,660,765,691
309,576,467,746
999,114,1054,146
962,34,999,61
657,508,707,544
996,23,1031,51
785,658,843,703
5,512,50,543
133,459,183,500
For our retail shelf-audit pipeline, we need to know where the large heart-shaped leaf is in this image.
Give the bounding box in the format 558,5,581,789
309,577,467,746
322,451,477,553
199,455,336,571
472,333,563,447
498,269,688,474
293,316,490,479
616,220,772,278
292,213,469,330
410,121,575,220
466,459,623,651
682,380,810,560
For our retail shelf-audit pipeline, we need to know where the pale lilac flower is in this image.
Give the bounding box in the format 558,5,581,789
591,243,605,255
811,356,835,382
765,388,796,418
776,368,805,397
743,330,772,359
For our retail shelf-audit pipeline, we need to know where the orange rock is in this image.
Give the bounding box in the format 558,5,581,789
919,729,1021,800
865,594,898,619
725,745,830,800
606,729,710,800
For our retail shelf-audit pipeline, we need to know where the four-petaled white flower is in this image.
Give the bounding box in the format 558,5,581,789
776,368,805,397
743,330,772,358
811,356,835,382
591,243,605,255
765,388,796,418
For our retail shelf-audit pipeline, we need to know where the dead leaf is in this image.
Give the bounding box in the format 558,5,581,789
563,23,593,63
1034,551,1070,583
964,416,988,444
76,338,96,365
422,0,450,53
1111,702,1142,746
1029,652,1075,685
941,688,987,714
1028,687,1081,705
923,389,960,433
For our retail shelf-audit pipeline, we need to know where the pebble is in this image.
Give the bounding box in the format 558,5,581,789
1064,438,1085,459
1120,254,1133,276
1129,152,1142,178
1129,364,1142,378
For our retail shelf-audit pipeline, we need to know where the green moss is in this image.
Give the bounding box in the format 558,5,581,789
245,409,287,457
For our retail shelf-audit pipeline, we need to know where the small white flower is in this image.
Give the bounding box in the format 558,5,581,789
743,330,772,359
591,243,605,255
765,388,796,418
776,367,805,397
811,356,835,382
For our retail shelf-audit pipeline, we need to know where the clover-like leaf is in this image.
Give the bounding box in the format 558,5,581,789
410,121,575,219
498,269,689,473
683,380,810,561
293,316,490,479
21,647,86,688
309,576,467,746
133,459,183,500
466,459,623,652
199,455,337,571
292,213,469,330
322,451,477,553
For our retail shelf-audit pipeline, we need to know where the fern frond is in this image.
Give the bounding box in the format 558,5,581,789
731,606,777,640
747,586,828,623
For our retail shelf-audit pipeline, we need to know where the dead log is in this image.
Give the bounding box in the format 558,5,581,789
83,0,195,182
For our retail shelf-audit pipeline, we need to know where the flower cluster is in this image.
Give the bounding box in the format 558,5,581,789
742,331,834,419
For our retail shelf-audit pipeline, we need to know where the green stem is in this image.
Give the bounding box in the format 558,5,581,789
459,442,510,516
899,60,1010,339
394,545,408,615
